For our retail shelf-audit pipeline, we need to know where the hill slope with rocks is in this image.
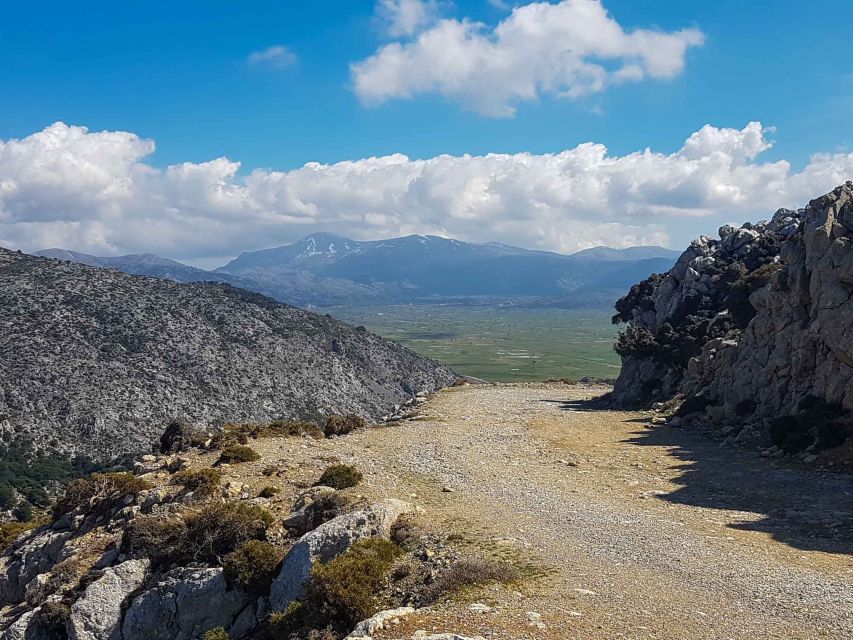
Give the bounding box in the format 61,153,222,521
0,248,456,464
611,182,853,461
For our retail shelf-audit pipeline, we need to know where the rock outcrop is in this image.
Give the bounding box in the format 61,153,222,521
67,559,149,640
611,183,853,458
121,567,251,640
270,498,414,611
0,247,456,463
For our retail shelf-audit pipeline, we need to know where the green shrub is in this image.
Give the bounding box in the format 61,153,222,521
308,538,402,625
422,558,520,604
218,445,261,465
53,472,151,518
267,601,307,637
613,325,659,358
323,415,367,437
122,514,189,566
259,485,280,499
302,493,347,533
202,627,229,640
172,468,222,498
123,502,274,566
223,540,283,596
182,502,274,563
316,465,362,490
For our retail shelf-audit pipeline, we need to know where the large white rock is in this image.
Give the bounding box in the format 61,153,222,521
121,567,250,640
67,559,150,640
269,498,414,611
345,606,415,639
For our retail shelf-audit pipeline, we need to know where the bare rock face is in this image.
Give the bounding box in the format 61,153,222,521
0,248,456,463
611,183,853,456
269,498,414,611
67,559,150,640
121,567,251,640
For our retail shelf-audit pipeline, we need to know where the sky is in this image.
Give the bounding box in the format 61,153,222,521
1,0,852,267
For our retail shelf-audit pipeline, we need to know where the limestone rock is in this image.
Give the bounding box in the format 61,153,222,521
121,567,251,640
270,499,414,611
67,559,150,640
346,607,416,638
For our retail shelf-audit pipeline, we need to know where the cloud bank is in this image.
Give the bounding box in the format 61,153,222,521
1,121,852,263
352,0,705,116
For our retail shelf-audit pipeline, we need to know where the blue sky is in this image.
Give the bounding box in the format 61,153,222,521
1,0,852,264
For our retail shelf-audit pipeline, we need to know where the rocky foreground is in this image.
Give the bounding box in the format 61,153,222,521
611,182,853,463
0,247,455,463
1,383,850,639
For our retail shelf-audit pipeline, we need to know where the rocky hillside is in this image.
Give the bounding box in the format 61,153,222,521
611,182,853,460
0,248,456,464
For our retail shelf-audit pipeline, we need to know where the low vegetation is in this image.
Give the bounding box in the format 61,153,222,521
259,485,280,498
769,396,852,454
202,628,229,640
32,601,71,638
212,420,324,449
316,464,362,490
323,415,366,437
0,518,45,551
307,538,402,625
423,557,520,604
217,445,261,465
223,540,283,596
123,502,274,566
172,467,222,498
53,472,151,518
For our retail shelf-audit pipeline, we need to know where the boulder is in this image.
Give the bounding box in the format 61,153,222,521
121,567,250,640
67,559,150,640
269,499,414,611
346,607,415,639
0,528,73,605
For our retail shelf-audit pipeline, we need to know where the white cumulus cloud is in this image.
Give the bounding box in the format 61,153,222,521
1,121,852,264
352,0,704,116
376,0,445,37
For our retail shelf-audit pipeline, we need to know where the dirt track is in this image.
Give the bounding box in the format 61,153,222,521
335,382,853,640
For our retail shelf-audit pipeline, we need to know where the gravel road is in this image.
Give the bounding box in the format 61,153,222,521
340,383,853,640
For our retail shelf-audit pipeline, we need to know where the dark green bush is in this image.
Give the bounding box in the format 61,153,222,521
316,465,362,490
769,397,852,453
613,325,659,358
53,472,151,518
308,538,402,625
218,445,261,465
172,467,222,498
323,415,367,437
223,540,283,596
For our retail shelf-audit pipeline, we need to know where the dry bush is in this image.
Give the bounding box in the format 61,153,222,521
316,465,362,490
172,467,222,498
53,472,151,518
182,502,274,563
212,420,323,449
32,601,70,638
422,558,520,603
259,485,280,499
217,445,261,465
223,540,283,596
307,538,402,625
202,628,229,640
122,515,189,566
323,415,366,437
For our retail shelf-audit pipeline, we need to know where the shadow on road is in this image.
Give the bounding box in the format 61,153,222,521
622,423,853,555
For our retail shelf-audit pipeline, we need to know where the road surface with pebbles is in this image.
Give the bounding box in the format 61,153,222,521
334,382,853,640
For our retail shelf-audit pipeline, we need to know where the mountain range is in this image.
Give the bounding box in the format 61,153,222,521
36,234,680,308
